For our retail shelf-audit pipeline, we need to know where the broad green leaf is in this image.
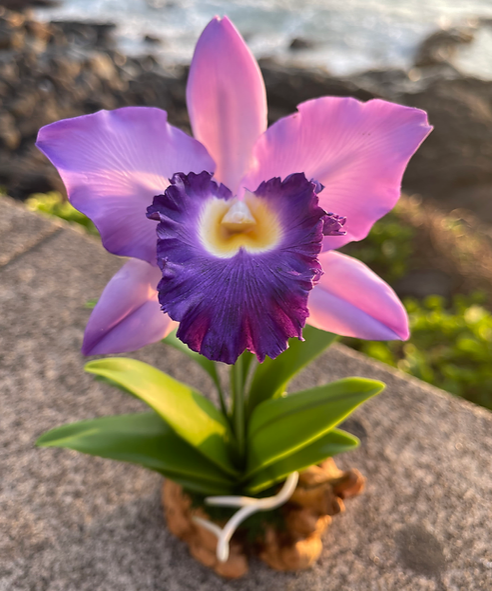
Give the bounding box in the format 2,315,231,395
163,330,222,394
244,428,359,494
37,412,236,495
85,358,238,477
246,377,384,476
160,472,235,495
92,374,137,397
247,326,337,414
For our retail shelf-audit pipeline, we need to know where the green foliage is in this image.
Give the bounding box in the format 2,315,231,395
247,326,337,415
25,192,99,236
84,298,99,309
162,330,226,413
38,329,374,497
341,208,492,412
244,428,359,494
246,378,384,477
85,358,239,476
37,412,236,495
347,293,492,410
342,208,414,282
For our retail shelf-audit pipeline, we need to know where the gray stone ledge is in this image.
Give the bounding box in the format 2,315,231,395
0,197,62,268
1,199,491,591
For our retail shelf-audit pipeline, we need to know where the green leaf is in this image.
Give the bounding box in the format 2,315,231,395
85,297,98,309
37,412,236,495
161,473,234,495
246,377,384,476
247,325,337,414
85,358,239,477
162,330,223,395
244,428,359,494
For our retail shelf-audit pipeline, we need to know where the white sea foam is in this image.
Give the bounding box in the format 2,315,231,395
34,0,492,77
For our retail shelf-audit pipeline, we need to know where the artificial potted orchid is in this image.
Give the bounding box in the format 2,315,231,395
35,16,431,579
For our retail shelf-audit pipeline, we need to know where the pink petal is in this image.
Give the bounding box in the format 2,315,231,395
36,107,215,264
82,259,176,355
186,16,267,193
307,251,409,340
240,97,432,249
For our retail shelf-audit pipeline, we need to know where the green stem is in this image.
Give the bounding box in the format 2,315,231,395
231,356,245,460
214,369,228,420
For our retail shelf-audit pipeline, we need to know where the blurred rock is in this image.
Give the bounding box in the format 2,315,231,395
259,59,374,123
401,76,492,203
24,18,52,43
144,34,163,45
0,7,192,199
442,184,492,226
0,12,25,50
393,269,456,299
88,52,117,82
414,26,475,68
0,110,20,149
0,5,491,227
289,37,316,51
0,0,59,8
50,20,116,48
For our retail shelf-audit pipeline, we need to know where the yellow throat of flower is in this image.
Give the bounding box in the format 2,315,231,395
199,192,281,257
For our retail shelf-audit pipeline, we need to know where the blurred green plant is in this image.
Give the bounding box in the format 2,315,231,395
341,208,414,282
340,208,492,411
345,293,492,411
25,191,99,237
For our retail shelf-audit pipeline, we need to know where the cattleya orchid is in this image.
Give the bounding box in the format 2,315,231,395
36,16,431,365
36,17,433,571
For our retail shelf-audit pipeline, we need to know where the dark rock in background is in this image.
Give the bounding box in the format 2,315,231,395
414,26,475,68
0,0,59,8
50,20,116,48
393,269,457,300
259,59,375,123
400,76,492,205
289,37,317,51
1,3,492,232
0,7,191,198
144,34,163,45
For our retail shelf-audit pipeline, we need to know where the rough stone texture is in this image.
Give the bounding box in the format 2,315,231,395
0,196,61,267
1,198,491,590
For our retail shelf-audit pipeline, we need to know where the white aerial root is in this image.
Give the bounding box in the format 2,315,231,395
192,472,299,562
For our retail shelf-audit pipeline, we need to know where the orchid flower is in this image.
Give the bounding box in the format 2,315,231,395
36,17,431,364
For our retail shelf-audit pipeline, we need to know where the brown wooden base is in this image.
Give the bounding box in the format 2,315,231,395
162,458,365,579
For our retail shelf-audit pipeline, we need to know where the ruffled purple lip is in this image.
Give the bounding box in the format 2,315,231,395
147,171,344,364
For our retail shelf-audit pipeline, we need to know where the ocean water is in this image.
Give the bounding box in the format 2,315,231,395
35,0,492,77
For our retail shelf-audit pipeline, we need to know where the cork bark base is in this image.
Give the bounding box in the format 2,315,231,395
162,458,365,579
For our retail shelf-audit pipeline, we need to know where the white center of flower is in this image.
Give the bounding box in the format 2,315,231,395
220,200,257,232
199,192,282,258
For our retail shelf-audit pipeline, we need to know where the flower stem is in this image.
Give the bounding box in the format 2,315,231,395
231,356,245,461
215,378,228,419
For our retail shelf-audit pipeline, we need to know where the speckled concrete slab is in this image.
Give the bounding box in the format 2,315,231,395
1,199,491,591
0,197,61,268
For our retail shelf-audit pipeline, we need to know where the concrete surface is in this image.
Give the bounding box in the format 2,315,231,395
1,196,491,591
